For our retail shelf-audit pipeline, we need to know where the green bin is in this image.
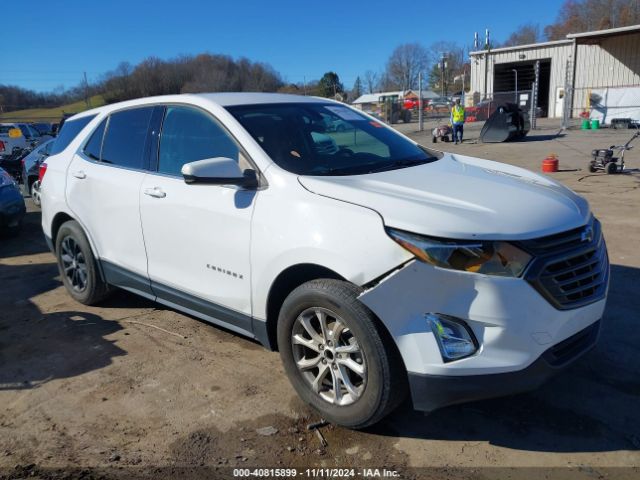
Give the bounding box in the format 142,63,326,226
591,119,600,129
581,119,591,129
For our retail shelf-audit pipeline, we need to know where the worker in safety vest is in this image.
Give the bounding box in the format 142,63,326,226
450,98,465,144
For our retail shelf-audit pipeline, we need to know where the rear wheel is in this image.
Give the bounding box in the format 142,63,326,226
30,180,41,207
588,161,597,173
277,279,406,428
55,220,111,305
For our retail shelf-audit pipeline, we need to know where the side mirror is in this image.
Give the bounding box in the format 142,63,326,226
181,157,259,188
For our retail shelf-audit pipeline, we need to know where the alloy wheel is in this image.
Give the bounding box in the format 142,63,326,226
60,236,88,292
291,307,366,406
31,181,41,206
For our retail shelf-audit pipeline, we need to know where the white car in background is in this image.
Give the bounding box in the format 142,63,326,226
40,93,608,428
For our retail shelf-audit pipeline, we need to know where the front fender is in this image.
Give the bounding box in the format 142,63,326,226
250,176,411,320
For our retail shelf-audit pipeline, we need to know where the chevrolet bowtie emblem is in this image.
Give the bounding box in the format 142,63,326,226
581,226,594,243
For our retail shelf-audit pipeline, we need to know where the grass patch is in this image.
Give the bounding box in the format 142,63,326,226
0,95,106,122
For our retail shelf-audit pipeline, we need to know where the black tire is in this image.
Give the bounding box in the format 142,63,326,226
588,161,597,173
55,220,111,305
277,279,407,428
432,136,437,143
3,219,22,237
606,162,617,174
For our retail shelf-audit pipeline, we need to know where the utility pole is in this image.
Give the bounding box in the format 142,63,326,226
418,71,424,132
83,71,89,108
483,28,491,100
440,53,447,97
303,76,307,96
512,69,518,104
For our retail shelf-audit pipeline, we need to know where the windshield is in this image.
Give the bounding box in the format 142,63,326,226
226,103,439,175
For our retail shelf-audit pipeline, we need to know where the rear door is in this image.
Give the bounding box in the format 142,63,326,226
66,106,157,298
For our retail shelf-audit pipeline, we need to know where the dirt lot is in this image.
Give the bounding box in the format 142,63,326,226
1,121,639,479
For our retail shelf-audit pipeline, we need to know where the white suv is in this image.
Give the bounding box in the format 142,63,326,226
41,93,608,428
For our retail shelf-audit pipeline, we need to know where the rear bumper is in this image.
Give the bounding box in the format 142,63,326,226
408,320,600,412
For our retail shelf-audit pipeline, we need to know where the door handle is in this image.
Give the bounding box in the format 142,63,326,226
144,187,166,198
72,170,86,179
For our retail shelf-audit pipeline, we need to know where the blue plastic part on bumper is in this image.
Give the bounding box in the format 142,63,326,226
408,319,601,412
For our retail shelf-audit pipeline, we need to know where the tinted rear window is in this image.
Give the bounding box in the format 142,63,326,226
101,107,153,169
83,119,107,161
50,115,96,155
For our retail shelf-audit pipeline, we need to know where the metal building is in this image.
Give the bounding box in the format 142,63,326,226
469,24,640,120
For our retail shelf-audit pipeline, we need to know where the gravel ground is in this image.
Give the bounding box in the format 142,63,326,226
1,120,639,479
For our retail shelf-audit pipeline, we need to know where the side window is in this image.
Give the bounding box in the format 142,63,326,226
27,125,40,138
83,119,107,161
158,106,242,176
50,115,96,155
101,107,153,169
18,125,31,138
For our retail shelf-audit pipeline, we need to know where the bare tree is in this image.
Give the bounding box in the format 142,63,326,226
427,42,466,95
385,43,430,91
363,70,378,93
502,23,544,46
545,0,640,39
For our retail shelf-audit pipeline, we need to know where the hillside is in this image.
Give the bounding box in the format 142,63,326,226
0,95,105,122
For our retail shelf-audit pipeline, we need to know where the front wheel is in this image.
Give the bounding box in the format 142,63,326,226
277,279,407,428
606,162,617,174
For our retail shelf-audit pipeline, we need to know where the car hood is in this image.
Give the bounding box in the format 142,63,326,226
298,153,590,240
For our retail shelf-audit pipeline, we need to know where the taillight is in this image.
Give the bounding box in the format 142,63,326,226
38,163,48,183
0,140,5,152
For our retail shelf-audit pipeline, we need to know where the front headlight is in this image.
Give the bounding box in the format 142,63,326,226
387,228,532,277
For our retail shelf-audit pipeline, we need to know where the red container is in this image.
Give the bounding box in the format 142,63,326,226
542,155,559,173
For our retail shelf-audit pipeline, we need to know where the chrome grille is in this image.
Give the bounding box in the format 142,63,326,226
520,219,609,310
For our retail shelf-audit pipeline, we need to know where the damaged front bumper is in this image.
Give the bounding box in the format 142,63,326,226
358,260,606,412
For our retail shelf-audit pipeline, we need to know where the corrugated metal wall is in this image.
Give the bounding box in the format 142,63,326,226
470,42,571,117
470,32,640,118
572,32,640,113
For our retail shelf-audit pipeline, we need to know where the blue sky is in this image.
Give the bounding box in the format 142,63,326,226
1,0,564,92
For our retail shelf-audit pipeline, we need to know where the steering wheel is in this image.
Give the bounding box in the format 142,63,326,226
337,147,355,157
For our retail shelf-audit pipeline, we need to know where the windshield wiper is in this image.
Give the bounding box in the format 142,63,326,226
366,158,432,173
315,161,386,176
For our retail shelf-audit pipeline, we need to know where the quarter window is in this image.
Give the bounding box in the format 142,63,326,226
50,115,96,156
101,107,153,169
83,119,107,161
158,106,242,176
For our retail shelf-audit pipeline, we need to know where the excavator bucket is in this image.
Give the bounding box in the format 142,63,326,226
480,103,530,143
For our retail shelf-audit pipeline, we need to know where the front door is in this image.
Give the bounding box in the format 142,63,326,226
139,105,257,334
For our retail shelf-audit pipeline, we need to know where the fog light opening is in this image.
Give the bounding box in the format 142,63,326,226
427,313,478,362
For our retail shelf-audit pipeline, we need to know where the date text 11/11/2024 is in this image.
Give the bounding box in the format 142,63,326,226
232,468,400,478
